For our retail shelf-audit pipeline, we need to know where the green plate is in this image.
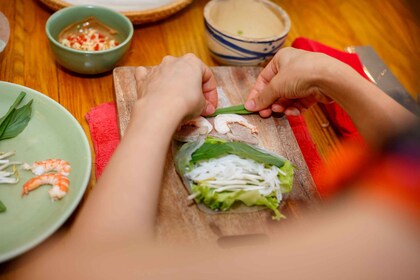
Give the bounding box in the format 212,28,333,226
0,82,91,263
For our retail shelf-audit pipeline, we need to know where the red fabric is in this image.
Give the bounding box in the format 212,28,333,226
364,154,420,219
292,37,367,144
85,102,120,178
287,115,321,178
292,37,370,79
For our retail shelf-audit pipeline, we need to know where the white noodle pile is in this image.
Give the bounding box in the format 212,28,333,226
185,155,283,201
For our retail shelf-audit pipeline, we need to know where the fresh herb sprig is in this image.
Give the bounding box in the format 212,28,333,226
190,137,286,168
0,91,33,141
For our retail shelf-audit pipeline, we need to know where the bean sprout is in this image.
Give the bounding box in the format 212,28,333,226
185,155,284,201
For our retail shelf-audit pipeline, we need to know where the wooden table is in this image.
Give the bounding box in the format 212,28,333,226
0,0,419,264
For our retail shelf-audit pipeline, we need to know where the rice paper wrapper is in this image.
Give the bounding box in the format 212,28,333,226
173,137,294,220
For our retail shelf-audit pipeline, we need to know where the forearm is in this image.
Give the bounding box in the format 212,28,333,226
319,63,417,145
8,194,419,279
74,98,184,241
6,99,184,278
4,55,218,279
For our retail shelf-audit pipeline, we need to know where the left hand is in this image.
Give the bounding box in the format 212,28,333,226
135,53,218,120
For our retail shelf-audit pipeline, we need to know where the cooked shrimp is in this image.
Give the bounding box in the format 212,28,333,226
22,159,71,176
182,116,213,134
22,173,69,200
214,114,258,134
174,116,213,142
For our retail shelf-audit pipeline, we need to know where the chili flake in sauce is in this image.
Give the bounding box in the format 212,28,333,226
58,17,120,51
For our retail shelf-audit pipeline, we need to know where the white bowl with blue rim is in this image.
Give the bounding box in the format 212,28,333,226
204,0,291,66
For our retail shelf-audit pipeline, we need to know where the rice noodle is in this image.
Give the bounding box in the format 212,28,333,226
185,154,284,201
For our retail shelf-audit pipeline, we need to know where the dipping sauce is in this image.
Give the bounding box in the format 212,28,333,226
209,0,285,39
58,17,119,51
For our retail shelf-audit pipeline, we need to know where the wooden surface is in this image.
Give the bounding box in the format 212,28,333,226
114,66,319,244
0,0,419,265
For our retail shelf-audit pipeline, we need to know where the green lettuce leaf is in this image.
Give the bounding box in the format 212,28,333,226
279,160,294,193
191,184,285,220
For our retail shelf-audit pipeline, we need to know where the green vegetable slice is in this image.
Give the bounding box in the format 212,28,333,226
207,104,253,117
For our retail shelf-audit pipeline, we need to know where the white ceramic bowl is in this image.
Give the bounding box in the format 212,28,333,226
0,12,10,53
204,0,291,66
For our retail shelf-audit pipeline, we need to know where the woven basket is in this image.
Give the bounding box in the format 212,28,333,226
39,0,194,24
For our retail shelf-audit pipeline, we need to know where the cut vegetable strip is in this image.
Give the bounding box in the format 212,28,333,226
0,152,20,184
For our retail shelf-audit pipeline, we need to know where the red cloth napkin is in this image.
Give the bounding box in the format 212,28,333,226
85,102,120,178
287,115,322,178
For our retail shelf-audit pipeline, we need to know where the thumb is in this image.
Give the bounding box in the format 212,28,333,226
201,101,216,116
244,76,284,112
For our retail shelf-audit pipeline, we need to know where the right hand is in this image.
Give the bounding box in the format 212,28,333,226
245,47,339,117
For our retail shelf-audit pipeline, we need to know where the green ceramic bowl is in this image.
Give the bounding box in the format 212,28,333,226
45,5,133,75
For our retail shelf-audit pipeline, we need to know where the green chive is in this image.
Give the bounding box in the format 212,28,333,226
207,104,253,117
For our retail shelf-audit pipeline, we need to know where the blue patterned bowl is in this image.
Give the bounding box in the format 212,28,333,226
204,0,291,66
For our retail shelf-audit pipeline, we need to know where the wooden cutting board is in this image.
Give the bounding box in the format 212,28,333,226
113,66,319,246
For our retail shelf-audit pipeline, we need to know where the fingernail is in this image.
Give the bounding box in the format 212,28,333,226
205,103,215,115
245,100,255,110
272,104,284,112
286,108,300,116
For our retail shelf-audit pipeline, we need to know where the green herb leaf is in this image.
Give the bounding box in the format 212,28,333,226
0,92,33,141
0,200,6,213
191,137,286,168
0,91,26,135
0,100,33,140
207,104,253,117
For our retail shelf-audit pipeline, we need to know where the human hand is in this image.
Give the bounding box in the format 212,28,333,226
244,47,338,117
135,53,218,120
